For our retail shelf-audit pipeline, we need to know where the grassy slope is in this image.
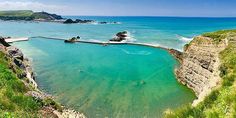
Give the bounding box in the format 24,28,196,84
0,10,33,17
165,30,236,118
0,51,62,117
0,52,40,117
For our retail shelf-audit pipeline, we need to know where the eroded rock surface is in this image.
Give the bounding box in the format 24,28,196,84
176,36,228,105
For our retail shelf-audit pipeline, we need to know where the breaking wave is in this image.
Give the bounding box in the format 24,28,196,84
176,35,193,42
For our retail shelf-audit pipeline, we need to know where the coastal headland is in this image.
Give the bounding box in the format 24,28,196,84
0,10,120,24
166,30,236,118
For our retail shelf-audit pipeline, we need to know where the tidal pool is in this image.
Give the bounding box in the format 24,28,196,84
13,38,195,118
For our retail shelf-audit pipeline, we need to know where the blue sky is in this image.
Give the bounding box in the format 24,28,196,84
0,0,235,17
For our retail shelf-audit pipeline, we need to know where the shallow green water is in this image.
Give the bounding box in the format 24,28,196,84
13,38,195,118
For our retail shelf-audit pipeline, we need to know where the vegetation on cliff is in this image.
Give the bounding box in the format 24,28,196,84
0,51,62,117
165,30,236,118
0,10,63,21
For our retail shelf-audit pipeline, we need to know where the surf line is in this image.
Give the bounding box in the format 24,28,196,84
30,36,170,50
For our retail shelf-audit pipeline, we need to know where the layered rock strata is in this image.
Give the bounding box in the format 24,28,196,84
176,36,228,106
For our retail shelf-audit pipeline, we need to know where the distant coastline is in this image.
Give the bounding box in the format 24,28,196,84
0,10,120,24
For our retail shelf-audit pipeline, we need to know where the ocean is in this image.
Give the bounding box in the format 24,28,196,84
1,16,236,118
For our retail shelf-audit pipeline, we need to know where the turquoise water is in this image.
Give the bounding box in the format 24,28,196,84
14,38,195,118
2,17,236,50
3,17,236,117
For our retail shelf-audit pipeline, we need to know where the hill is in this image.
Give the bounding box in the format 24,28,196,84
0,10,63,21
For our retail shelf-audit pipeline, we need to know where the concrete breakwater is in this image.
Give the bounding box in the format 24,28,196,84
28,36,183,61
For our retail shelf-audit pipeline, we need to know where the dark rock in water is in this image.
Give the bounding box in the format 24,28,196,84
63,19,77,24
81,20,94,23
99,22,108,24
116,31,128,37
75,19,83,23
140,80,146,85
64,37,79,43
64,19,95,24
75,19,94,23
109,31,129,42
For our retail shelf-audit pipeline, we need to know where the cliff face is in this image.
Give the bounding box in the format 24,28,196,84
0,38,85,118
176,36,228,105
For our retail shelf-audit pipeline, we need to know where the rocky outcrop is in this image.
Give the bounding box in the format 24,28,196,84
63,19,95,24
31,11,63,21
176,36,228,106
63,19,77,24
0,38,86,118
0,37,11,47
110,31,129,42
64,36,80,43
168,49,183,62
63,18,119,24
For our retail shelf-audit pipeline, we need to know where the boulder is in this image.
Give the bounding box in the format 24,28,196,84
0,37,11,47
99,22,108,24
75,19,94,23
109,31,129,42
7,47,24,60
63,19,77,24
64,37,79,43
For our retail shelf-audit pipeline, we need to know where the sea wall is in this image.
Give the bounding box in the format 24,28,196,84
176,36,228,106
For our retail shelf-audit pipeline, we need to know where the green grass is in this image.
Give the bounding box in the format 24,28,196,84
202,29,236,43
165,30,236,118
0,10,33,17
0,51,63,117
0,52,41,117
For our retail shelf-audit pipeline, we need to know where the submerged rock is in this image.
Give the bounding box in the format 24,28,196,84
140,80,146,85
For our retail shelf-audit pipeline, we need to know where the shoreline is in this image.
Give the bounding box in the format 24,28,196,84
0,37,86,117
5,36,186,117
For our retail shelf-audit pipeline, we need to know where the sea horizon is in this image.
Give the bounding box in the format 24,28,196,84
0,8,236,117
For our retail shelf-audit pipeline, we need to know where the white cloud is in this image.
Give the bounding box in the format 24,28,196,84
0,1,69,14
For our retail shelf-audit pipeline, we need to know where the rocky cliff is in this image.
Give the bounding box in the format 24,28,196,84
0,37,86,118
176,35,228,105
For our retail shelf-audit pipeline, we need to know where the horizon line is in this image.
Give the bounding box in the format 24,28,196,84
1,10,236,18
62,15,236,18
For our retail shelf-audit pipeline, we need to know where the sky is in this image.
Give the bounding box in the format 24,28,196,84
0,0,236,17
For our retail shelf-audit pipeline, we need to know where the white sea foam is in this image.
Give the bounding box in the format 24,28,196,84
176,35,193,42
115,31,137,43
121,49,151,55
126,31,137,42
